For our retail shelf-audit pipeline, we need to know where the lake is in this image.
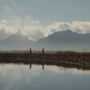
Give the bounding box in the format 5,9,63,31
0,63,90,90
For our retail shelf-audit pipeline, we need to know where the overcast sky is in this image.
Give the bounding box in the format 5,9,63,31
0,0,90,23
0,0,90,40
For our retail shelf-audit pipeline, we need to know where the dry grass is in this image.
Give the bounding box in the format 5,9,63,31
0,50,90,70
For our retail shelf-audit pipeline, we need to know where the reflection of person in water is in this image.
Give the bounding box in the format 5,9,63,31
42,64,44,70
29,64,32,69
29,64,44,70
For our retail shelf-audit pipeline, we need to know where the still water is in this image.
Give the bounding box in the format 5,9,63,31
0,64,90,90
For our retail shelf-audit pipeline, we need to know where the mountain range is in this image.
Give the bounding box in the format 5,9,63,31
0,30,90,51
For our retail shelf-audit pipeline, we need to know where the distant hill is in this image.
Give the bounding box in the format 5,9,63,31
0,30,90,51
37,30,90,51
38,30,90,43
0,33,34,50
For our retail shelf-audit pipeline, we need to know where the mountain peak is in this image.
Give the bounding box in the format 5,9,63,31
38,30,90,43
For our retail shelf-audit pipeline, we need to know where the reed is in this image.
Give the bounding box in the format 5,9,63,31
0,49,90,70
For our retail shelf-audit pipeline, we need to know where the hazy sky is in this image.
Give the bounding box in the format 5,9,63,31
0,0,90,24
0,0,90,40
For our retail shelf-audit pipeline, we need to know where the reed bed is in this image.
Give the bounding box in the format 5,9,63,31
0,49,90,70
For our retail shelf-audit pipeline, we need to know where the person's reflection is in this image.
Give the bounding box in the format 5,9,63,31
42,64,44,70
29,64,32,69
29,64,44,70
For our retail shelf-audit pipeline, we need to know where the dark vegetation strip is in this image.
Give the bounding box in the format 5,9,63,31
0,49,90,70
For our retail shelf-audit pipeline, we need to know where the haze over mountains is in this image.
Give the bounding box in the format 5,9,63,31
0,32,34,50
0,30,90,51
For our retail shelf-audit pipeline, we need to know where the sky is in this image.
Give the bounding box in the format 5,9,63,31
0,0,90,40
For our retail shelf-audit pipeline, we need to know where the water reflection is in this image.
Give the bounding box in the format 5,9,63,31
28,64,90,75
29,64,32,69
0,64,90,90
29,64,45,70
